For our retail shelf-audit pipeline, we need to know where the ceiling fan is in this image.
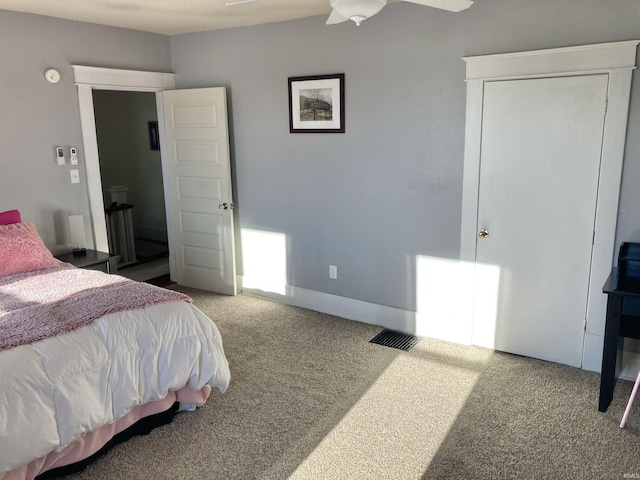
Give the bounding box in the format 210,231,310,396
327,0,473,26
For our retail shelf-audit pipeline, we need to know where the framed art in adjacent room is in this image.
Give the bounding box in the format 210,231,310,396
288,73,345,133
148,121,160,150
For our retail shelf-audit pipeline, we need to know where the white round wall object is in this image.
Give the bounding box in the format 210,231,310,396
45,68,61,84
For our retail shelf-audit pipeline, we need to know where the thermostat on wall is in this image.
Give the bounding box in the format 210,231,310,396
55,146,65,166
69,147,78,165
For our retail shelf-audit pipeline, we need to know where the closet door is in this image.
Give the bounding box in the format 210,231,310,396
471,75,608,367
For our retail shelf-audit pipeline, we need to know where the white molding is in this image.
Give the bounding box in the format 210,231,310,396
155,92,177,282
238,275,417,334
586,69,635,337
463,40,639,80
237,275,471,345
460,40,639,369
71,65,175,91
582,333,604,373
72,66,175,255
584,333,640,381
239,276,640,379
76,85,105,251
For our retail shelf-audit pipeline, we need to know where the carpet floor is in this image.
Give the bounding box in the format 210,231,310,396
66,288,640,479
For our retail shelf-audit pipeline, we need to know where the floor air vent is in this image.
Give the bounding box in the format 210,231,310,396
369,329,420,351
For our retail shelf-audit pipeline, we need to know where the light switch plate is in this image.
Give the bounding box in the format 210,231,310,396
70,169,80,184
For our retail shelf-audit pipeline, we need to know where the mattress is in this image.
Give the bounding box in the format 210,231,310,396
0,299,231,477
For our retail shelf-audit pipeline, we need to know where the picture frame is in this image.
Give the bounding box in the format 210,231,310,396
147,121,160,151
288,73,345,133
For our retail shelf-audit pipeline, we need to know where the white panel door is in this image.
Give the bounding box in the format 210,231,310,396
472,75,608,367
162,87,236,295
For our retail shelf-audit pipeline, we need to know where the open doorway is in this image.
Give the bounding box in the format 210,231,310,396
92,90,170,285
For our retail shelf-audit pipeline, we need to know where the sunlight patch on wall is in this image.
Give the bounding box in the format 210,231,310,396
240,228,287,295
415,255,500,347
470,262,501,349
415,255,475,344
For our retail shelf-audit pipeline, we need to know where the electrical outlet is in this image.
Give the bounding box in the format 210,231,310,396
329,265,337,279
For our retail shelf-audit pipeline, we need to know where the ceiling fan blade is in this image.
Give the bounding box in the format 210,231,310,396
326,8,350,24
402,0,473,12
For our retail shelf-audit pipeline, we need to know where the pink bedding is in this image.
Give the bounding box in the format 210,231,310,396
0,266,191,350
0,223,58,277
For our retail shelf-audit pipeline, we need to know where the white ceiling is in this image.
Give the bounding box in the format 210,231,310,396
0,0,341,35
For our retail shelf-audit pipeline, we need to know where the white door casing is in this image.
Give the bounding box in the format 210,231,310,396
460,41,639,370
73,66,175,253
473,75,607,367
161,88,237,295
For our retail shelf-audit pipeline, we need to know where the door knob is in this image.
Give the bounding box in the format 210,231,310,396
478,229,489,239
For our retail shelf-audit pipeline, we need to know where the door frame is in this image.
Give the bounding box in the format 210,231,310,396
72,65,176,276
460,40,639,369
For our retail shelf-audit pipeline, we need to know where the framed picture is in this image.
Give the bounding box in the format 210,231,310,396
288,73,345,133
148,121,160,151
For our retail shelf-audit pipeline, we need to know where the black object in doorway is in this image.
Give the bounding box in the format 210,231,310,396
369,329,420,351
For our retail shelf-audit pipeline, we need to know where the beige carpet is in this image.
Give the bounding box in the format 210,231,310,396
67,288,640,479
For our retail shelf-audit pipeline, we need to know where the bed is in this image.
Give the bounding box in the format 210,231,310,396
0,213,231,479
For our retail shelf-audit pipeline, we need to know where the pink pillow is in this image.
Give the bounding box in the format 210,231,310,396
0,223,59,277
0,210,21,225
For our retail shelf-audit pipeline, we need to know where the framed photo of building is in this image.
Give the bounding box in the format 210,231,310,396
288,73,345,133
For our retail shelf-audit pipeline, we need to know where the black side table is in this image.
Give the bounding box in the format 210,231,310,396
55,249,118,274
599,268,640,411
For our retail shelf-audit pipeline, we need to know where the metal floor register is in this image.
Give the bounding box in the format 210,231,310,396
369,329,421,351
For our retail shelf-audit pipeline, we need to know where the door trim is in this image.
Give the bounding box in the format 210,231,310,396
72,66,176,272
460,40,639,368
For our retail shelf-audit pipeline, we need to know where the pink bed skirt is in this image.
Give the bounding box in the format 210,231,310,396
4,385,212,480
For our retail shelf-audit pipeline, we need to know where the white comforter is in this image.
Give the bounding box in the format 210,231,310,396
0,301,230,475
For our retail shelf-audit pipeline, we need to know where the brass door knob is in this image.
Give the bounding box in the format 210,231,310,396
478,229,489,239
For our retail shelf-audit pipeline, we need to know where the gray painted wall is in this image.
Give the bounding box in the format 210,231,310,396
0,10,171,253
93,90,167,242
0,3,638,316
170,0,640,312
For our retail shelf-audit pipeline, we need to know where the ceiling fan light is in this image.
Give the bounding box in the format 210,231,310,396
329,0,387,25
350,15,366,26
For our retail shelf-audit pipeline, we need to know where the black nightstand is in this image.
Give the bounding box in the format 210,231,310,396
55,249,118,274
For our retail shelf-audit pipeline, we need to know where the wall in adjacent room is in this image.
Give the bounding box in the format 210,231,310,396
93,90,167,242
0,10,171,253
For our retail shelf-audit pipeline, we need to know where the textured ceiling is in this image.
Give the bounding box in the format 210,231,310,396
0,0,339,35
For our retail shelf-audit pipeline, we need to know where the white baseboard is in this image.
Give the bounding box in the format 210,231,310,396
582,333,604,373
237,275,472,346
620,347,640,381
238,275,640,379
238,276,418,333
583,333,640,380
